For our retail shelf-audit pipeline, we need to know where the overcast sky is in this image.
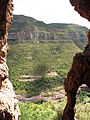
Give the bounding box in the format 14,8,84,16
13,0,90,28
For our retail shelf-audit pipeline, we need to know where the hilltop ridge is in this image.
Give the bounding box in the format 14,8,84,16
8,15,88,49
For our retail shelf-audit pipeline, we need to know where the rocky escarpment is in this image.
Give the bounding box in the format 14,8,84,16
8,15,88,49
8,27,69,40
62,0,90,120
0,0,20,120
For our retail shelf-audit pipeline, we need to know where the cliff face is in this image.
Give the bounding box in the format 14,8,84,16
8,26,87,41
62,0,90,120
8,27,69,40
0,0,20,120
7,15,88,49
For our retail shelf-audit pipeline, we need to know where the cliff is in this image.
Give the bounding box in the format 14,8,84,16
8,15,88,49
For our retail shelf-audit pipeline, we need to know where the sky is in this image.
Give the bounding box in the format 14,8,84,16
13,0,90,28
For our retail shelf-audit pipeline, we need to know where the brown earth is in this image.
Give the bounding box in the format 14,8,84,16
16,86,66,103
16,84,89,103
19,72,58,82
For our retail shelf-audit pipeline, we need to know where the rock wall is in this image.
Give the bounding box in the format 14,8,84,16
8,16,88,43
62,0,90,120
0,0,20,120
8,30,69,40
70,0,90,21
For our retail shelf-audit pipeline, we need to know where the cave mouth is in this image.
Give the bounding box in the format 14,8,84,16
0,0,90,120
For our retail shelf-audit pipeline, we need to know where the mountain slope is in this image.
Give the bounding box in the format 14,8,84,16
7,42,81,97
8,15,88,49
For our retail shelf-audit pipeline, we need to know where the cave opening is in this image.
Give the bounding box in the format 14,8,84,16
0,0,90,120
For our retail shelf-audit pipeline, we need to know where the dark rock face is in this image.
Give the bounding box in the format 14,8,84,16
62,0,90,120
70,0,90,21
0,0,20,119
62,45,90,120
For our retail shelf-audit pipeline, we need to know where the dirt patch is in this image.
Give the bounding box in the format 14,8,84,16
19,78,36,82
19,72,58,82
20,75,41,78
46,72,58,77
26,56,32,60
19,75,41,82
16,86,66,103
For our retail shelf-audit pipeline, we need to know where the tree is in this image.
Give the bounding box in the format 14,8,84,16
32,48,51,78
33,62,49,78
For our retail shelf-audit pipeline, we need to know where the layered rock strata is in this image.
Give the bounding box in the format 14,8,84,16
62,0,90,120
0,0,20,120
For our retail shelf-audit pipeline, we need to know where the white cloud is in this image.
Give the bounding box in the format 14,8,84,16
13,0,90,28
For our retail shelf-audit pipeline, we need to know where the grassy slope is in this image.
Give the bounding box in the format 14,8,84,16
7,42,81,97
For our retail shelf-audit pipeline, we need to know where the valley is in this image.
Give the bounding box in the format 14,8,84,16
7,42,81,97
7,42,90,120
7,15,90,120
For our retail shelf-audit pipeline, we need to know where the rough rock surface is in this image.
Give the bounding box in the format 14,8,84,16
0,0,20,120
70,0,90,21
62,0,90,120
8,25,88,42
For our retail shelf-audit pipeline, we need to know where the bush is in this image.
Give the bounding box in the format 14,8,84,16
77,91,85,104
19,101,58,120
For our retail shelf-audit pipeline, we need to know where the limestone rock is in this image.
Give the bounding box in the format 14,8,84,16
0,0,20,119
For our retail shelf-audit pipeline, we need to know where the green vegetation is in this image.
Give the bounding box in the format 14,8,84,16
76,96,90,120
32,48,51,78
15,76,64,97
19,96,90,120
77,91,90,104
19,99,66,120
7,42,81,97
7,41,90,120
